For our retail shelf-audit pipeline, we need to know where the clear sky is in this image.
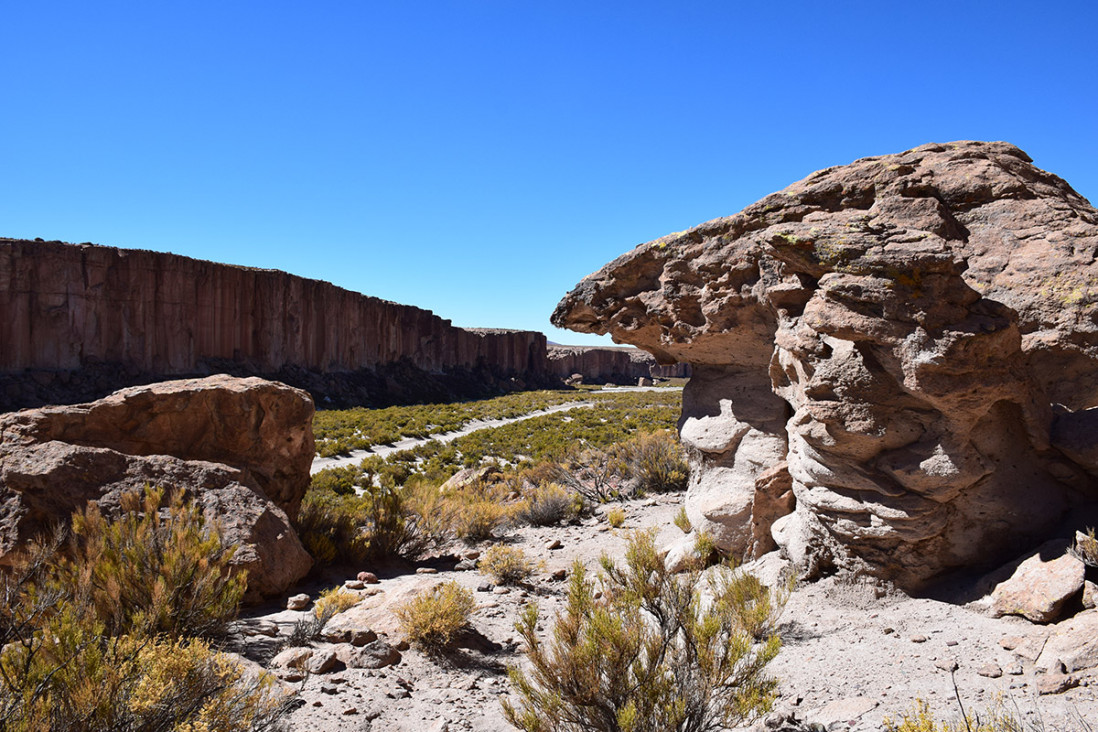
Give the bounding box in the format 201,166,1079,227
3,1,1096,346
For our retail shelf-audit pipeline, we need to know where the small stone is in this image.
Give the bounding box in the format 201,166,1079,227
312,700,322,707
945,640,958,647
551,569,567,581
1006,663,1024,675
271,647,313,670
935,658,959,672
977,663,1003,678
463,550,481,560
343,707,358,716
454,559,477,571
345,579,365,590
882,627,895,635
547,539,562,550
911,635,927,643
320,685,339,695
357,571,379,584
307,650,343,675
417,567,439,574
999,636,1023,651
286,593,311,611
244,619,280,637
493,586,511,595
322,627,378,647
476,583,492,592
1084,580,1097,610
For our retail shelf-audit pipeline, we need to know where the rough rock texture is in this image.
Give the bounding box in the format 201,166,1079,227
553,141,1098,588
0,239,548,409
546,345,690,384
990,540,1086,623
0,375,314,598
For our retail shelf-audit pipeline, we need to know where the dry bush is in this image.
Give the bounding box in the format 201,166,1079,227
516,482,575,527
606,507,626,528
395,581,475,652
0,487,289,731
60,486,245,640
503,530,780,732
313,587,361,621
884,698,1035,732
445,481,515,543
479,545,535,586
711,567,792,641
620,430,689,494
674,506,691,533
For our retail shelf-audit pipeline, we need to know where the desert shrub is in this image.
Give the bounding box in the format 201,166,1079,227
479,545,535,586
884,698,1029,732
606,507,625,528
517,482,575,527
693,530,720,568
0,615,289,731
620,430,689,493
503,530,780,732
674,506,691,533
310,464,371,495
1072,527,1098,568
0,491,289,731
557,445,629,503
58,486,245,640
313,586,362,622
296,483,431,566
395,580,476,652
713,567,792,641
444,480,515,543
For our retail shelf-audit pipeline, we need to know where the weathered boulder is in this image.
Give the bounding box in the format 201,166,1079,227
990,540,1086,623
554,141,1098,588
0,375,314,598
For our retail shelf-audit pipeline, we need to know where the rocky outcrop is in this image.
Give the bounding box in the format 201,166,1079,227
553,141,1098,589
0,239,548,409
546,345,690,384
0,375,314,598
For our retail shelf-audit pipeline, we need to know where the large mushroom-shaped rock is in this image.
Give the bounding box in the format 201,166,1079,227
0,375,314,598
553,141,1098,589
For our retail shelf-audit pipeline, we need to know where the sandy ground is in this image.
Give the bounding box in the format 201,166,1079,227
231,491,1098,732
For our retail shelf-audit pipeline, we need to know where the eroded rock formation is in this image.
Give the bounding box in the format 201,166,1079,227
0,375,314,598
0,239,548,409
553,141,1098,588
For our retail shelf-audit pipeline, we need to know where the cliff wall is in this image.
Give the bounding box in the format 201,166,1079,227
0,239,548,408
546,345,690,383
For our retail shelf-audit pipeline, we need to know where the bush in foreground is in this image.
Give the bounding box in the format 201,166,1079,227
395,580,476,653
503,530,781,732
0,486,289,731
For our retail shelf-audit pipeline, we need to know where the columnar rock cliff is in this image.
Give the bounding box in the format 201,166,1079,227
546,345,690,383
0,239,548,408
554,141,1098,588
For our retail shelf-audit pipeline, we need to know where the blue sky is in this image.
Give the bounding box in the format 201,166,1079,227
3,1,1096,346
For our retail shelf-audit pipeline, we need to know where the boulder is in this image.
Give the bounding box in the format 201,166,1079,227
0,375,314,599
990,540,1085,623
553,141,1098,589
1035,609,1098,672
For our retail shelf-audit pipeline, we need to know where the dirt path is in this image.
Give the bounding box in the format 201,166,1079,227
310,401,594,475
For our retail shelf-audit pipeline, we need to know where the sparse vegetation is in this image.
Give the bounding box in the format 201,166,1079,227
516,482,576,527
884,698,1027,732
619,430,689,494
313,586,362,621
674,506,691,533
503,530,781,732
479,545,535,586
605,507,625,528
0,486,289,731
1072,527,1098,568
395,580,476,653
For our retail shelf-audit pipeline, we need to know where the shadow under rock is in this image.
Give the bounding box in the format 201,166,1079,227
430,627,513,674
778,619,824,646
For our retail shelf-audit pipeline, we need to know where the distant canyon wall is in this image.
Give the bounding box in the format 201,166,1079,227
546,345,690,383
0,239,549,408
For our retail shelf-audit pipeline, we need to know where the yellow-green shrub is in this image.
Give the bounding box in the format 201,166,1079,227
313,586,362,622
60,486,245,640
395,580,475,652
478,545,534,586
884,699,1025,732
516,482,575,527
674,506,692,533
606,507,625,528
1073,527,1098,567
503,530,780,732
621,430,689,493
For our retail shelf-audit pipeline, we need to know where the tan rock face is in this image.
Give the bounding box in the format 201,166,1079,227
553,141,1098,587
546,345,689,383
0,375,315,599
